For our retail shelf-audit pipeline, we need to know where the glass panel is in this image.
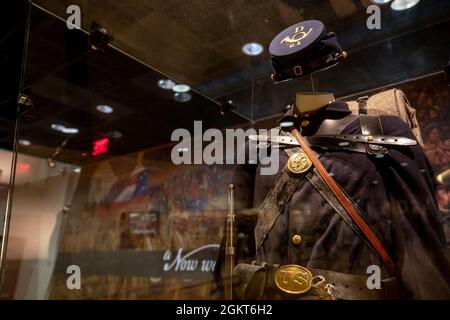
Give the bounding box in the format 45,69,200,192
0,0,32,300
1,2,249,300
1,0,449,300
31,0,450,120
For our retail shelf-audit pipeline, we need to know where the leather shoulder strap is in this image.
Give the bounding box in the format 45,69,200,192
315,114,359,136
357,96,369,115
257,121,397,277
359,115,388,154
306,170,387,265
360,114,384,135
289,127,398,277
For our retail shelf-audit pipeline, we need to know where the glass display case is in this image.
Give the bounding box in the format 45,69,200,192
0,0,449,300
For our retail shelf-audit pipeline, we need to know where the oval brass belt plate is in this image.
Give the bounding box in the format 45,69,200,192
287,152,312,174
274,264,313,295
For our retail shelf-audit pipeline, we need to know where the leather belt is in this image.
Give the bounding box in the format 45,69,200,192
265,264,400,300
311,134,417,146
250,134,416,154
272,51,346,83
251,134,416,147
233,262,401,300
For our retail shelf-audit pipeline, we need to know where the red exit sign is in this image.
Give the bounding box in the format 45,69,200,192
92,138,109,156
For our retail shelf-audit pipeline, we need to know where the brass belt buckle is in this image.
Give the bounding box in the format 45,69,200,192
274,264,313,295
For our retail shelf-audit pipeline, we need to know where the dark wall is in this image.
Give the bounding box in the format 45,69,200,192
0,0,28,124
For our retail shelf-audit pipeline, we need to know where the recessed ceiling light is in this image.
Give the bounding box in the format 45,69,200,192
158,79,176,90
370,0,391,4
61,127,79,134
47,159,56,168
51,123,79,135
174,92,192,103
390,0,420,10
18,139,31,146
242,42,264,56
172,84,191,93
96,104,114,114
51,124,65,132
280,121,295,128
107,130,123,139
74,167,82,173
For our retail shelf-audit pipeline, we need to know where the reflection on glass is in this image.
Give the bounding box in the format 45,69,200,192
0,0,449,301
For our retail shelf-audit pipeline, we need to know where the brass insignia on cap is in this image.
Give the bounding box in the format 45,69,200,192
275,265,313,295
281,26,313,48
288,152,312,174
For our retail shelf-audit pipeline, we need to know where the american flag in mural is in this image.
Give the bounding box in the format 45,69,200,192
98,168,150,218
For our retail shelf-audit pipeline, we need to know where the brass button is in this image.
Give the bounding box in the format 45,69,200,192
367,135,374,142
292,234,302,245
301,120,310,127
288,152,312,174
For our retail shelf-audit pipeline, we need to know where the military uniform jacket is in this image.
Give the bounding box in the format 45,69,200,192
232,100,450,299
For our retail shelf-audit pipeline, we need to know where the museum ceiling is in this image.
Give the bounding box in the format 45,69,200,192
0,0,449,164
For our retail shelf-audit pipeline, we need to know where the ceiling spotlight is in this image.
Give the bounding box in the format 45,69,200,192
220,100,235,115
158,79,176,90
107,130,123,139
18,139,31,146
280,121,295,128
96,104,114,114
51,123,79,135
61,127,79,134
242,42,264,56
47,158,56,168
369,0,392,4
51,124,65,132
172,84,191,93
174,92,192,103
89,23,112,52
390,0,420,11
